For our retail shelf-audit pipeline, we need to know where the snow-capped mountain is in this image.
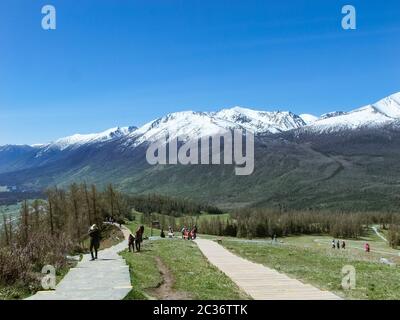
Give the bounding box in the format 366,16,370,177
12,91,400,152
2,92,400,211
126,107,306,147
305,92,400,133
37,126,138,152
32,106,308,152
126,111,242,146
213,107,306,133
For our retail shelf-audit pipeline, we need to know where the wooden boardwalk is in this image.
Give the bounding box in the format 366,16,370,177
26,225,132,300
195,239,341,300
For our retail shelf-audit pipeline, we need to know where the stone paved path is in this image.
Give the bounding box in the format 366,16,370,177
195,239,341,300
26,225,132,300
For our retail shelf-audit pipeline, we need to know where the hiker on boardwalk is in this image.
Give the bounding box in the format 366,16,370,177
332,239,336,249
341,240,346,249
135,225,145,252
89,224,101,261
128,233,135,252
365,243,370,253
336,240,340,249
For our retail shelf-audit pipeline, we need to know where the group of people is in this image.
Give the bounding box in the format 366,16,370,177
160,226,175,238
128,225,145,252
331,239,371,252
181,225,197,240
331,239,346,249
88,222,200,260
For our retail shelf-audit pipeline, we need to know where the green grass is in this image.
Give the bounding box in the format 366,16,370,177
219,233,400,300
121,245,162,300
121,221,249,300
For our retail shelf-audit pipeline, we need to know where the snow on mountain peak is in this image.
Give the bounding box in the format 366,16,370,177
320,111,346,120
372,92,400,118
299,114,318,125
129,110,236,146
27,91,400,151
214,106,305,133
46,126,137,151
305,105,393,133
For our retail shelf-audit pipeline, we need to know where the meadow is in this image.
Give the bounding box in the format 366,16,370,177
121,220,249,300
124,213,400,300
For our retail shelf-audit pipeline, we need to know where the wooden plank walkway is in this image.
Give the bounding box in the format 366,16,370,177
26,225,132,300
195,239,341,300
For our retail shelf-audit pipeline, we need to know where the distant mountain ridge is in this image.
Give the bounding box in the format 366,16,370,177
1,92,400,211
4,92,399,152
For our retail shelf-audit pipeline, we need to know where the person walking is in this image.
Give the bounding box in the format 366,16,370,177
341,240,346,249
128,233,135,252
332,239,336,249
365,243,370,253
135,225,145,252
192,225,198,240
336,240,340,249
89,224,101,261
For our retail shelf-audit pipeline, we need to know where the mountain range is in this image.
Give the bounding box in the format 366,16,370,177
1,92,400,211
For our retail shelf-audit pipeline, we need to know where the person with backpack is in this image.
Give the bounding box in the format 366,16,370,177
89,224,101,261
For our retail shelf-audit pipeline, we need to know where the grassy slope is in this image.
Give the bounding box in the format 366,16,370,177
121,221,249,300
219,231,400,300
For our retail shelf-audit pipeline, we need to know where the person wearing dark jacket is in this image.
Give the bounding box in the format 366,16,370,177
89,224,101,261
128,234,135,252
135,225,145,252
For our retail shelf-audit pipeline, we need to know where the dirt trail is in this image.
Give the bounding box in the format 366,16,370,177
147,257,191,300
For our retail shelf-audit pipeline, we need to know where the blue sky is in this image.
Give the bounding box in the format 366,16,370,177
0,0,399,145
